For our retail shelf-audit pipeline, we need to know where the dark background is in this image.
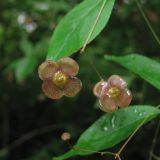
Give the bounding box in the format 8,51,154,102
0,0,160,159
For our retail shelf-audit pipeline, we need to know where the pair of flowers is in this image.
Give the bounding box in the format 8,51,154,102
38,57,132,112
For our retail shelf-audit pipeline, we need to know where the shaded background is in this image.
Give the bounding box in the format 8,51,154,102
0,0,160,159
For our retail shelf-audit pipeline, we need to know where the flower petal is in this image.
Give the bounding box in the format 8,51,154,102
99,96,117,113
58,57,79,76
93,81,108,98
117,89,132,107
108,75,127,89
42,80,63,99
64,77,82,97
38,60,58,80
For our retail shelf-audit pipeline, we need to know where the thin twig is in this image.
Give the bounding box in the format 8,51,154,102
0,124,63,155
115,154,122,160
117,114,151,156
80,0,107,53
73,146,115,157
11,124,62,148
152,154,160,160
68,111,157,160
149,120,160,160
135,0,160,46
89,60,103,80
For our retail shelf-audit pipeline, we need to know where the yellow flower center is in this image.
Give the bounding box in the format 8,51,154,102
107,87,120,98
53,71,68,87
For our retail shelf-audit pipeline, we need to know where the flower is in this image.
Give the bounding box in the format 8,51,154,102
38,57,82,99
93,75,132,112
61,132,71,141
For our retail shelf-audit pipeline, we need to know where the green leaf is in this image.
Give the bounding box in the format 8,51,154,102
4,56,38,82
15,57,37,82
20,38,33,56
105,54,160,90
47,0,115,61
53,105,160,160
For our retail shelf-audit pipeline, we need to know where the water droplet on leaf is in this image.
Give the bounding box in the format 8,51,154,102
111,116,116,128
104,126,108,131
134,108,137,113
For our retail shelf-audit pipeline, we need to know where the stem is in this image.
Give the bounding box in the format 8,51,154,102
135,0,160,46
80,0,107,53
89,60,103,80
0,123,63,154
73,146,115,156
66,112,156,160
149,120,160,160
117,113,152,156
152,154,160,160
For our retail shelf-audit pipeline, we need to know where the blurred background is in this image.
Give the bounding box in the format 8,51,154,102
0,0,160,159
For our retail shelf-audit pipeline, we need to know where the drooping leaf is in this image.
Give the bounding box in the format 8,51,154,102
53,106,160,160
47,0,115,61
105,54,160,90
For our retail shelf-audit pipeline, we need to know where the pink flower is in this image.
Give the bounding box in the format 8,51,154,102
38,57,82,99
93,75,132,112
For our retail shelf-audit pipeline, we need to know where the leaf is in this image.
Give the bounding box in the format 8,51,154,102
4,56,38,82
105,54,160,90
53,105,160,160
47,0,115,61
20,38,33,56
15,57,37,82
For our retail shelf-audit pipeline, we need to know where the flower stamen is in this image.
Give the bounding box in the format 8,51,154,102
107,87,120,98
53,71,68,87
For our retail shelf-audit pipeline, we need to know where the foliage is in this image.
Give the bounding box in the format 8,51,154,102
46,0,160,159
0,0,160,160
105,54,160,90
54,106,160,160
47,0,115,61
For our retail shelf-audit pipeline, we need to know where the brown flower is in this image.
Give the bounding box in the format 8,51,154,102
61,132,71,141
93,75,132,112
38,57,82,99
